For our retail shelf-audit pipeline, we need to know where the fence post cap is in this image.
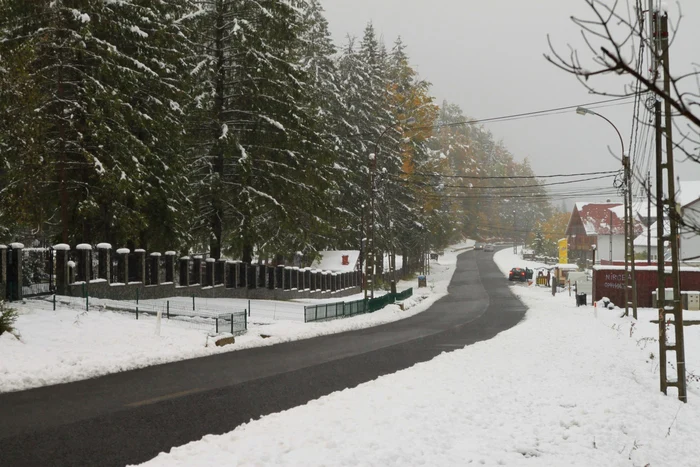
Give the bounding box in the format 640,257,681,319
180,255,191,260
164,251,177,256
116,248,131,254
96,243,112,249
76,243,92,250
150,252,162,257
134,249,146,253
205,257,216,263
0,244,6,249
9,242,25,249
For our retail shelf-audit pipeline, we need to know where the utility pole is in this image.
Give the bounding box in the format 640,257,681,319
652,8,687,402
609,210,613,262
623,151,638,319
647,173,652,264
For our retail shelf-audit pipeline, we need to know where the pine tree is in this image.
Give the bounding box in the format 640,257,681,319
0,0,195,249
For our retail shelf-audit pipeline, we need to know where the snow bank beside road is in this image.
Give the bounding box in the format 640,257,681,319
0,241,471,393
138,246,700,467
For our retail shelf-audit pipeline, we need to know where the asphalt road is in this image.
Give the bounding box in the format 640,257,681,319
0,248,527,467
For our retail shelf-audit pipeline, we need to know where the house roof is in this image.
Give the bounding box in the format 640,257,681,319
568,202,624,236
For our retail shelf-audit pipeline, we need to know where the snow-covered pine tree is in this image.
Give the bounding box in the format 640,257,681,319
0,0,194,249
188,0,340,262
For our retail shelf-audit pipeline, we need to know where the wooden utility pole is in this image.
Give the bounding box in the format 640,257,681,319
653,9,687,402
624,152,638,319
647,173,652,264
609,210,613,262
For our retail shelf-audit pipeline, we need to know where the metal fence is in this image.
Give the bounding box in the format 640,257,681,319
22,247,55,297
52,293,247,335
304,288,413,323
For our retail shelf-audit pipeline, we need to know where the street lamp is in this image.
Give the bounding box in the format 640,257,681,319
365,117,416,300
576,106,637,319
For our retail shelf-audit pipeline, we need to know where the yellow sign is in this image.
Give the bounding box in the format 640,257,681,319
558,238,568,264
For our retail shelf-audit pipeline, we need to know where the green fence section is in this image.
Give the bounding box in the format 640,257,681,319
304,288,413,323
394,287,413,301
215,312,248,335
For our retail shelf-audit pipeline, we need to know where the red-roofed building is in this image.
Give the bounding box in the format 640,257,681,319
565,202,627,264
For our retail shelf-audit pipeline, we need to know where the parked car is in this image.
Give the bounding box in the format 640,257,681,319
509,267,528,282
484,244,494,252
474,242,483,250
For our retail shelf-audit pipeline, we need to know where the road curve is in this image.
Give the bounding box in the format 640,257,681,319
0,248,527,467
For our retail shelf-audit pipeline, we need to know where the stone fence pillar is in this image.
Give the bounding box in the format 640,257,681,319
76,244,92,283
226,261,237,288
216,259,226,286
150,253,161,285
165,251,176,283
205,258,215,287
304,268,311,291
134,249,146,283
96,243,111,283
284,267,292,290
116,248,130,284
179,256,190,286
320,271,327,292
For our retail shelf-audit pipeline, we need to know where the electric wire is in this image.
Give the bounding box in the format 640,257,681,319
406,170,619,180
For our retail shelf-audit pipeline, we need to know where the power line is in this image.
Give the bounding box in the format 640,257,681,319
403,174,616,190
351,96,635,139
408,169,619,180
419,96,635,133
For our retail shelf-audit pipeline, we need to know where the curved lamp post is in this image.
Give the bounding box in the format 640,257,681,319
365,117,416,300
576,106,637,319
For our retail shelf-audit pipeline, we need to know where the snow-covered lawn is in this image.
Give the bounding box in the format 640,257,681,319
0,241,471,393
137,247,700,467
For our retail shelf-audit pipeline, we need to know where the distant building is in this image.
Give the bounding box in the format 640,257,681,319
634,181,700,265
565,202,644,264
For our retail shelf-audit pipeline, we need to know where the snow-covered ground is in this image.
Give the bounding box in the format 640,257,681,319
137,247,700,467
0,241,472,393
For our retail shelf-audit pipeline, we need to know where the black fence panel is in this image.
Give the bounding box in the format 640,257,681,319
22,247,55,297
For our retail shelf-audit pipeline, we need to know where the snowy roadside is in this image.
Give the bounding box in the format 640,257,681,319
137,247,700,467
0,240,472,393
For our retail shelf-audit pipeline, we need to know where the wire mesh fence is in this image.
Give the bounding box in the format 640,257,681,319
45,293,247,335
304,288,413,323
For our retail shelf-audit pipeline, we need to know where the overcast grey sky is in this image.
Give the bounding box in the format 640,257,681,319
320,0,700,195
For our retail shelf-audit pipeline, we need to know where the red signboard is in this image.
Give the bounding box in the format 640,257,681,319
593,267,700,307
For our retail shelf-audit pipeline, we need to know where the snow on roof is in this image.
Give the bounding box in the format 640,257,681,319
571,202,624,236
569,201,645,237
311,250,360,273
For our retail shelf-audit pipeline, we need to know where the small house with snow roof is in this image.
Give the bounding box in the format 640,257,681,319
566,202,644,264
